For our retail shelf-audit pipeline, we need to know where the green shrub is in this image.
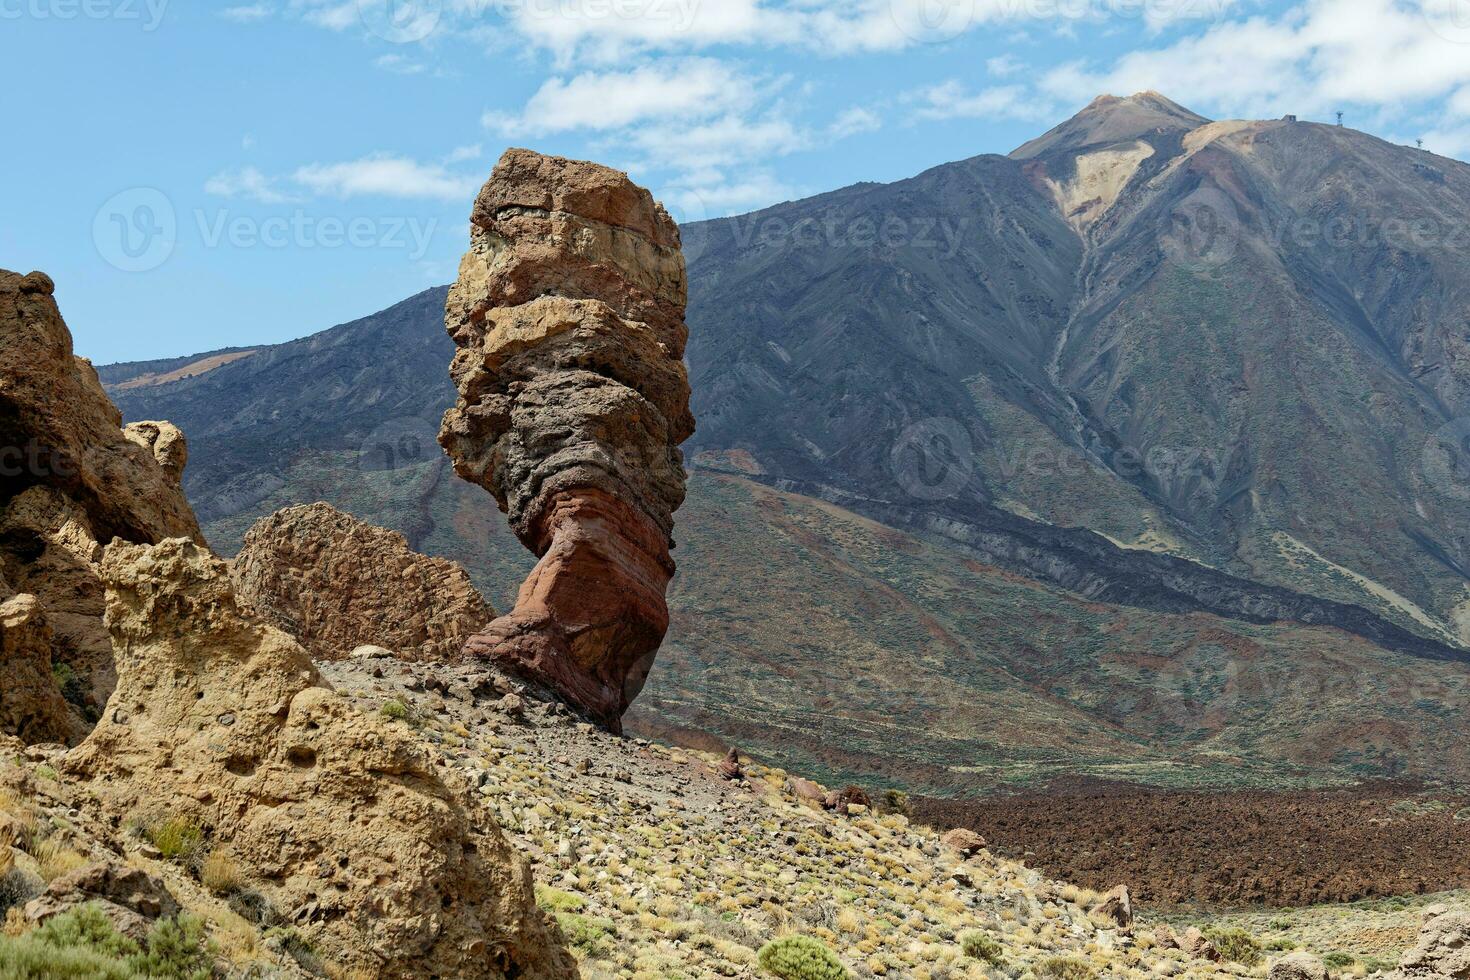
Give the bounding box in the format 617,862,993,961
0,903,212,980
535,886,586,914
380,699,411,723
959,930,1004,964
146,819,206,866
1034,957,1097,979
756,936,850,980
878,790,910,817
1203,927,1263,966
1323,951,1356,969
555,912,617,960
122,916,212,980
0,869,39,914
1264,937,1298,951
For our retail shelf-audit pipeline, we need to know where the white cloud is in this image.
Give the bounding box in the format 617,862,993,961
623,113,810,174
290,0,1241,63
375,54,427,74
445,143,484,164
829,106,883,138
1142,0,1239,32
204,167,296,204
987,54,1025,77
478,56,832,214
484,59,766,136
1420,126,1470,158
1040,0,1470,121
292,155,482,201
908,81,1057,122
292,0,357,31
498,0,773,63
220,4,273,22
664,172,801,215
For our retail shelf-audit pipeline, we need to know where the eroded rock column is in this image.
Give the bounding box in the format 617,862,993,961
439,149,694,730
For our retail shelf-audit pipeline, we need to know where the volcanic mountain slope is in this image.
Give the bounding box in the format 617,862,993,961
102,98,1470,790
102,294,1470,793
685,92,1470,646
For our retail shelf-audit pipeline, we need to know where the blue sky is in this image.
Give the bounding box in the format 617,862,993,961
5,0,1470,364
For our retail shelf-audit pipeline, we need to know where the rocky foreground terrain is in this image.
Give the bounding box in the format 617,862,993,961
6,653,1469,978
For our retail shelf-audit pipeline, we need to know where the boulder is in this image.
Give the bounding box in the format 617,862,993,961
0,269,202,729
1181,926,1221,961
232,502,494,663
1095,885,1134,932
788,777,826,806
941,828,988,857
825,786,871,812
64,538,574,979
717,748,743,781
0,593,84,745
24,860,179,941
1399,909,1470,978
1268,952,1327,980
439,150,694,730
122,421,188,485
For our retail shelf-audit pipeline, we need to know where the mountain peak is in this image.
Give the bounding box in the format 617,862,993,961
1011,91,1210,159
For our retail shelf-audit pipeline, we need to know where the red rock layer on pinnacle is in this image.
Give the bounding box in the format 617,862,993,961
438,149,694,730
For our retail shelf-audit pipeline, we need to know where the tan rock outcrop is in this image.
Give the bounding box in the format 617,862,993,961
122,421,188,485
64,538,573,979
439,149,694,729
0,592,85,745
1182,926,1222,961
24,860,180,941
0,269,202,731
1268,952,1327,980
0,270,200,546
1095,884,1133,932
1397,909,1470,978
232,502,494,662
941,828,988,857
